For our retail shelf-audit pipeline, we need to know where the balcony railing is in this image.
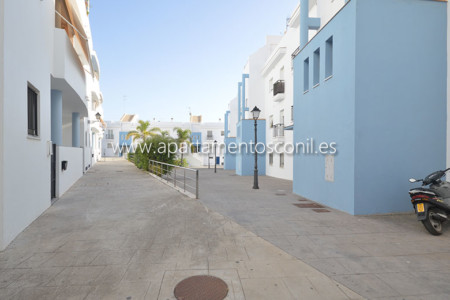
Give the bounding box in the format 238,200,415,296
206,135,214,140
273,123,284,138
105,134,114,140
273,80,285,96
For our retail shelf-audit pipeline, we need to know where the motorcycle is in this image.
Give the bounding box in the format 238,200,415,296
409,168,450,235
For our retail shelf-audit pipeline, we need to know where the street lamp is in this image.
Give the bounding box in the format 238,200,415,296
251,106,261,189
95,112,101,121
214,140,217,173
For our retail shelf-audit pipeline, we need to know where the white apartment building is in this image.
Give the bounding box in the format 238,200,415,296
242,36,282,121
262,5,300,181
0,0,104,250
102,114,139,157
102,116,224,166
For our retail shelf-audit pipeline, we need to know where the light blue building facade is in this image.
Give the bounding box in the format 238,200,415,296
224,75,267,176
191,132,202,152
293,0,447,214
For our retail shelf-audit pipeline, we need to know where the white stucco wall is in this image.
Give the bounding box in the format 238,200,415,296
57,146,83,197
1,0,54,249
262,6,299,181
52,29,87,102
0,0,102,250
244,36,282,120
228,97,238,137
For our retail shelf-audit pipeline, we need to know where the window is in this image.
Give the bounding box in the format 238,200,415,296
280,110,285,125
269,153,273,165
207,130,213,139
107,143,113,148
280,153,284,168
325,36,333,78
269,115,273,128
291,105,294,122
313,48,320,86
27,85,39,136
106,130,114,140
221,131,224,136
303,58,309,92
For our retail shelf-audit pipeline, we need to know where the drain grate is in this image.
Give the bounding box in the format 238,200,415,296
174,275,228,300
293,203,325,208
312,208,330,213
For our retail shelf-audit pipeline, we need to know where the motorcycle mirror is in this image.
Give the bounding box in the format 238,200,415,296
409,178,417,183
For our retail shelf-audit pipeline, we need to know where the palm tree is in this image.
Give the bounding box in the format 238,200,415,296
173,127,191,165
126,120,160,143
160,130,171,138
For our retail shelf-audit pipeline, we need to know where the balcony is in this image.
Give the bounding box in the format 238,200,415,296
55,0,91,68
273,80,285,102
272,123,285,142
105,134,115,140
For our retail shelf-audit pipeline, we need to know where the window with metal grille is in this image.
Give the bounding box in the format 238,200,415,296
280,153,285,168
269,153,273,165
27,85,39,136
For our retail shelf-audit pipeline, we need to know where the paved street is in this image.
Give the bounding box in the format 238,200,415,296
0,160,360,300
199,169,450,299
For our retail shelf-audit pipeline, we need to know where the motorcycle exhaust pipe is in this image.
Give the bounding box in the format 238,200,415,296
432,213,448,222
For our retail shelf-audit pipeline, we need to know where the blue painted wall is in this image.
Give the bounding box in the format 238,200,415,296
293,0,357,214
293,0,447,215
224,137,237,170
236,120,266,176
191,132,202,152
353,0,447,214
119,132,132,146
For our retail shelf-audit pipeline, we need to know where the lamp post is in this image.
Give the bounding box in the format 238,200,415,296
251,106,261,189
214,140,217,173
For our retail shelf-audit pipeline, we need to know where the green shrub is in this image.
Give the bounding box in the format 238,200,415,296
174,158,188,167
131,135,177,171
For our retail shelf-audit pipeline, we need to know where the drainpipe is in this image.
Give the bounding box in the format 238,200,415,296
300,0,321,48
241,74,249,120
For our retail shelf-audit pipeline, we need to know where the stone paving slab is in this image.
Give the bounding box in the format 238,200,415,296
0,159,360,300
198,169,450,299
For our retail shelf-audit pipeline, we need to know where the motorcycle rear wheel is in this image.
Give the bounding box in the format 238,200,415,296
422,209,443,236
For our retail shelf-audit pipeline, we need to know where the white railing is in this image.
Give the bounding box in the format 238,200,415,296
148,160,199,199
273,123,285,138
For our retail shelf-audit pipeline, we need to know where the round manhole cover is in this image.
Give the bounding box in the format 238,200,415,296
174,275,228,300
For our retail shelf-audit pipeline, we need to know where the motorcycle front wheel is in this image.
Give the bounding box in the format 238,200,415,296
422,209,443,236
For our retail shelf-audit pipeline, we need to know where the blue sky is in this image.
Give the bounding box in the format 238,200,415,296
89,0,299,122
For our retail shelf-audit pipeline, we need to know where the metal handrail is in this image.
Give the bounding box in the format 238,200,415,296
148,160,199,199
273,123,285,137
273,80,285,96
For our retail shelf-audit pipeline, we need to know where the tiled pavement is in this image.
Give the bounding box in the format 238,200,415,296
199,169,450,300
0,160,362,300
